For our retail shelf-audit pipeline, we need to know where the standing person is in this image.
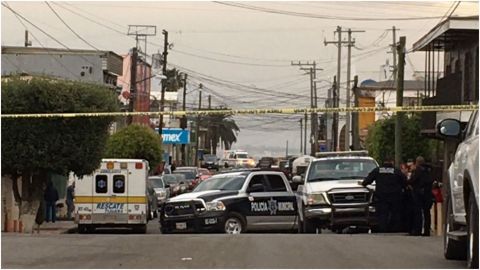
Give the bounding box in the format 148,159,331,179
66,182,75,220
408,156,434,236
44,181,59,223
362,156,407,232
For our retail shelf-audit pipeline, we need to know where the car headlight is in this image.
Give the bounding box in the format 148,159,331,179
156,191,166,200
205,201,226,211
307,193,327,205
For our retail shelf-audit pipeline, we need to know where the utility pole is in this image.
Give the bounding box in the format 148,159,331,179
208,95,211,109
158,30,168,136
194,84,203,167
127,47,138,125
304,113,307,155
181,73,187,166
286,140,289,159
352,75,360,150
395,36,406,167
299,118,303,154
291,61,323,156
24,30,32,47
325,26,344,151
127,25,156,126
331,76,338,150
344,28,365,151
387,26,399,85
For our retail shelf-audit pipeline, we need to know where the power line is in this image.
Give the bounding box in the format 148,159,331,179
45,2,100,51
214,2,445,21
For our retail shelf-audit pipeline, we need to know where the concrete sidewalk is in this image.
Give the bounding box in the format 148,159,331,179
2,220,77,235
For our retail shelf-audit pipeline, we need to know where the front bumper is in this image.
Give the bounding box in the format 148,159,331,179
304,204,376,226
160,211,226,233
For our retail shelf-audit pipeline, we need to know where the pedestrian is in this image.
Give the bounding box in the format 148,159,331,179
44,181,59,223
66,182,75,220
362,156,407,233
408,156,434,236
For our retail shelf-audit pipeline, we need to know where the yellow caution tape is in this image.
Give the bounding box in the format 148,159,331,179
1,104,477,118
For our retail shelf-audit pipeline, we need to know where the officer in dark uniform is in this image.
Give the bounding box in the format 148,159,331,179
407,156,434,236
362,156,407,232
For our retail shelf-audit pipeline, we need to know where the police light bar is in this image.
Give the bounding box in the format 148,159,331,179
315,150,369,158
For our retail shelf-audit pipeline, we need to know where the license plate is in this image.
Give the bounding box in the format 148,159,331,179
176,222,187,230
205,218,217,225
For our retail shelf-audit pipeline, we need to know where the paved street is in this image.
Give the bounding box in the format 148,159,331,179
2,220,466,269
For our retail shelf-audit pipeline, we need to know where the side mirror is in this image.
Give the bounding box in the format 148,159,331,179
165,184,170,188
437,118,461,138
247,183,265,193
292,175,303,183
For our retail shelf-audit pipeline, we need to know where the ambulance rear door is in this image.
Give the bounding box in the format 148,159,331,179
92,168,129,224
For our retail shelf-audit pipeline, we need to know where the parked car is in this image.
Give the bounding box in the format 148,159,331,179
163,174,189,197
175,167,201,190
437,110,478,268
198,168,213,181
160,170,297,234
201,154,220,171
147,176,171,215
294,151,379,233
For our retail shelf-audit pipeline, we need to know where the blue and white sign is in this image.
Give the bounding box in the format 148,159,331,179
156,128,190,144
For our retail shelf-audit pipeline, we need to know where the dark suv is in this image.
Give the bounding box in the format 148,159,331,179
201,154,219,171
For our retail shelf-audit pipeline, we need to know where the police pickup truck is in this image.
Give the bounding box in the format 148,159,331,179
159,170,297,234
293,151,378,233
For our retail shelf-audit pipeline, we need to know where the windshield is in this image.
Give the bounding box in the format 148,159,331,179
193,175,246,192
236,153,248,159
163,174,186,185
148,178,164,188
307,159,377,182
175,170,196,179
204,155,217,162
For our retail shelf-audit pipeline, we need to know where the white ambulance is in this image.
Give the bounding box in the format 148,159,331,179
74,159,149,233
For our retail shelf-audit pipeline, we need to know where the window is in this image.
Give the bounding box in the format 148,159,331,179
95,175,108,193
248,175,265,188
265,175,287,192
113,175,125,193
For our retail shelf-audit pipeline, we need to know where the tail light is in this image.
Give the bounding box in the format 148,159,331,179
135,162,143,169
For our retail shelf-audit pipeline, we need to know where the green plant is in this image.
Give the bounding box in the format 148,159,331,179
104,124,162,170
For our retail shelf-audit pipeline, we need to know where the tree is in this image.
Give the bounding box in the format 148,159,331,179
103,124,162,171
1,77,118,232
165,68,184,92
365,114,435,164
199,110,240,154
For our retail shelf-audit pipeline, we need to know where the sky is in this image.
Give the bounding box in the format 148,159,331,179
1,1,479,156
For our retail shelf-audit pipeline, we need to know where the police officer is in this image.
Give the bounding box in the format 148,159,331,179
407,156,433,236
362,156,407,233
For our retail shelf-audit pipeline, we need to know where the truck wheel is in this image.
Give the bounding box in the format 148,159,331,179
303,218,316,233
134,224,147,234
444,195,467,260
297,218,304,233
223,212,245,234
78,224,86,234
467,193,478,269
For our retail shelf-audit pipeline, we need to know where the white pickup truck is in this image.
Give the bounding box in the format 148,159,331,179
437,110,478,268
293,152,378,233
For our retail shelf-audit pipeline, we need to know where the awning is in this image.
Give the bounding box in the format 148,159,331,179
412,16,478,52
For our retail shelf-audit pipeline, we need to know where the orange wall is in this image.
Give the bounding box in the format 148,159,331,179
358,96,375,131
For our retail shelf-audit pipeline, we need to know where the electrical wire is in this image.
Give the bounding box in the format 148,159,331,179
214,2,445,21
45,2,100,51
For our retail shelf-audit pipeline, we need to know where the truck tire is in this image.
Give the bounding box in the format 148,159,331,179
444,194,467,260
223,212,245,234
303,218,317,233
78,224,87,234
133,224,147,234
467,193,478,269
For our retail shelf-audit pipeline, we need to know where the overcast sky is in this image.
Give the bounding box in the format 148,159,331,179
2,1,478,155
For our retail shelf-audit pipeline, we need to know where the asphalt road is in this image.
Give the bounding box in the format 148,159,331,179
2,219,467,269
